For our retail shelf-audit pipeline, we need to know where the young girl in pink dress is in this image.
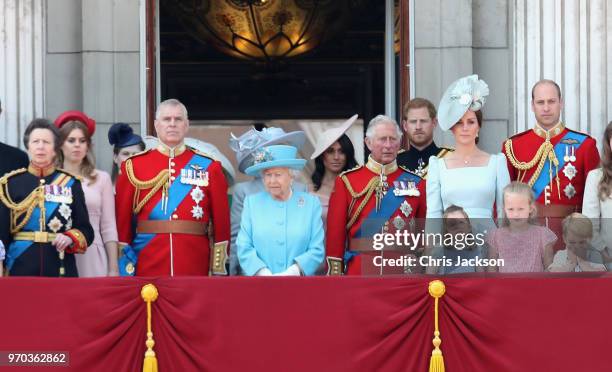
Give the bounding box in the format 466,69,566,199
487,182,556,272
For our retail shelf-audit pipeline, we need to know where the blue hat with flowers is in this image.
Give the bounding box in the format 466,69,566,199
108,123,143,148
244,145,307,176
437,74,489,131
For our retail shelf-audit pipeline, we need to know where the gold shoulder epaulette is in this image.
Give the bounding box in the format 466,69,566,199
126,148,151,161
339,164,362,177
57,168,83,181
508,129,531,140
397,148,406,154
437,147,453,158
187,146,215,160
0,168,26,184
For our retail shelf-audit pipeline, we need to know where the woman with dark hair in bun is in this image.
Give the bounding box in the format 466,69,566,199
309,115,359,229
108,123,145,186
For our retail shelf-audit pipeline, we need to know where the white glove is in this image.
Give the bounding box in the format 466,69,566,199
274,264,301,276
255,267,273,276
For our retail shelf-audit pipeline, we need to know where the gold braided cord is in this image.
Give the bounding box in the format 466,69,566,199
125,159,169,214
504,139,558,187
342,175,380,230
0,181,44,234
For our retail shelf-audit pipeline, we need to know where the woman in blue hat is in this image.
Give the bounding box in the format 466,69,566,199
108,123,145,186
236,145,324,276
426,75,510,246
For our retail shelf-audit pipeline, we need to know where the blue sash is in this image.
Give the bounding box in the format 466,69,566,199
353,172,421,238
532,131,587,200
6,175,75,270
120,153,212,276
344,172,421,267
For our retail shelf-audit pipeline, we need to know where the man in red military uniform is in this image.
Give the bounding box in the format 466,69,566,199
502,80,599,248
326,115,426,275
115,99,230,276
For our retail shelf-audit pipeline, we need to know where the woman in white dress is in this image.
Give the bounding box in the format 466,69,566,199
582,121,612,269
426,75,510,243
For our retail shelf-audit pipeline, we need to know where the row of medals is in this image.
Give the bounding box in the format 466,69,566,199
45,185,73,233
561,144,578,199
378,173,418,232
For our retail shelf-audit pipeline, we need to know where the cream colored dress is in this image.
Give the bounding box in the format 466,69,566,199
582,168,612,270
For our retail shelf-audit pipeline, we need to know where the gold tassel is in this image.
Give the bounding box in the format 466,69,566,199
141,284,159,372
428,280,446,372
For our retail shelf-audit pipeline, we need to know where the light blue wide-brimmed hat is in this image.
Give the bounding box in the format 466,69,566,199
229,127,306,173
437,74,489,131
244,145,307,176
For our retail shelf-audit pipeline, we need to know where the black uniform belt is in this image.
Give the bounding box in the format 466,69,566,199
14,231,58,243
136,220,208,235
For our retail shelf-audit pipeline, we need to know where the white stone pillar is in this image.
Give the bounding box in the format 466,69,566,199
513,0,611,143
0,0,45,147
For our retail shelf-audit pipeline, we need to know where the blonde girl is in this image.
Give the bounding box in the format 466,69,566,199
487,182,556,272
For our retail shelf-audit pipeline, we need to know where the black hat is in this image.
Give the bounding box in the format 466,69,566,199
108,123,143,148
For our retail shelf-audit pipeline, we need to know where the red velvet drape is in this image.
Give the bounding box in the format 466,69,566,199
0,274,610,371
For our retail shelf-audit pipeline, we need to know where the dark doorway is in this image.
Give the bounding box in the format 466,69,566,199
159,0,386,124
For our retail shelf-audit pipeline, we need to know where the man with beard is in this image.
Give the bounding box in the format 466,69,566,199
397,98,452,178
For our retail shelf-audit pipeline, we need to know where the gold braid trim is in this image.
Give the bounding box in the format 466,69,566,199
504,139,558,187
341,175,380,230
125,159,170,214
0,173,45,234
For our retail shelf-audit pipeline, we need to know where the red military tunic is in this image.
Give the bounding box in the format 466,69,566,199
326,157,426,275
502,122,599,249
116,143,230,276
502,122,599,208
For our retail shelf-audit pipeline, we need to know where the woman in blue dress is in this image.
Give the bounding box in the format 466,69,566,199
426,75,510,248
237,145,324,276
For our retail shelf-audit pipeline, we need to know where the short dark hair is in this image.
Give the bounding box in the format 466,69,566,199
531,79,562,100
23,118,61,155
403,98,436,120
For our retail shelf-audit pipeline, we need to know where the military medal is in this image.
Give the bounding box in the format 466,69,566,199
181,167,209,187
400,200,413,217
191,205,204,219
392,215,406,230
405,182,420,196
562,163,577,181
564,184,576,199
569,146,576,162
45,185,73,204
125,262,135,275
47,216,63,233
393,180,406,196
393,181,420,197
563,146,570,162
59,203,72,220
190,186,204,204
